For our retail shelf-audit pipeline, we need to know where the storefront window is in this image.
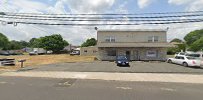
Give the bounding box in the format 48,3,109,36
146,50,157,57
107,50,116,56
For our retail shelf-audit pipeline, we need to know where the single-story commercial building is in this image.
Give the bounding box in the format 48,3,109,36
80,46,98,56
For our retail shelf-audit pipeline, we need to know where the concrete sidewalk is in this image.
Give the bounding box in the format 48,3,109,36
1,71,203,84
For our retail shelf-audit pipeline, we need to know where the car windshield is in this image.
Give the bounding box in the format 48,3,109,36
117,56,127,60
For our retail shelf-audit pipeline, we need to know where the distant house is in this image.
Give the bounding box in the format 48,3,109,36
97,29,174,61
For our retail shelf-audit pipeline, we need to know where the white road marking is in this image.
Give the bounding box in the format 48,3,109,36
0,81,7,84
73,74,87,79
116,87,132,90
160,88,176,91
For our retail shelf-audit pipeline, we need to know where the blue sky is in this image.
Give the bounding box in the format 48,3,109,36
0,0,203,45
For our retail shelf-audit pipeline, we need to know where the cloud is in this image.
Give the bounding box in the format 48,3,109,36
168,0,192,5
1,0,203,45
186,0,203,11
168,0,203,11
0,0,117,45
64,0,115,13
137,0,156,9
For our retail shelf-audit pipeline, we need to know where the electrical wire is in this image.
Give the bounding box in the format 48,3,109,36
3,10,203,15
0,16,203,22
2,13,203,19
1,19,202,26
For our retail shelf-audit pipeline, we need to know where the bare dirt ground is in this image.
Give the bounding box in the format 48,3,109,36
0,54,95,71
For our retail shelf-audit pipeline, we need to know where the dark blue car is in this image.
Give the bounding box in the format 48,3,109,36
116,55,130,66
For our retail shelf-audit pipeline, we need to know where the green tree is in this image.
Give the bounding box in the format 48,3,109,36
38,34,69,53
7,40,23,50
29,38,41,48
184,29,203,46
81,38,97,47
19,40,29,48
0,33,9,50
189,37,203,52
170,38,183,43
167,38,186,55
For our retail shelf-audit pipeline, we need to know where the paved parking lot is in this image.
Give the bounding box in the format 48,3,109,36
21,61,203,74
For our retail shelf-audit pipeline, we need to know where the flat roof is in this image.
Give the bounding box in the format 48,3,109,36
97,29,167,32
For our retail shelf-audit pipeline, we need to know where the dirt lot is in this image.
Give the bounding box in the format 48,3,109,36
0,54,95,71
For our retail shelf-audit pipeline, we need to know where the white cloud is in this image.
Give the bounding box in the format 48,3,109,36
168,0,192,5
168,0,203,11
186,0,203,11
137,0,156,9
63,0,115,13
1,0,203,45
0,0,117,45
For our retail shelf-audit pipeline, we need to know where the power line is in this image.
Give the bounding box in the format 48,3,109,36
2,13,203,19
3,10,203,15
1,16,203,22
1,19,202,26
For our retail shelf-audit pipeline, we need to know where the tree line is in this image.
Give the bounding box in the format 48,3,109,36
0,33,69,53
0,33,97,53
168,29,203,54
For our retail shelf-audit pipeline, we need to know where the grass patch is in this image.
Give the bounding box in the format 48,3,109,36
0,54,95,70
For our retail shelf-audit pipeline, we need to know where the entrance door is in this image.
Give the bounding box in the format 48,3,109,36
126,51,131,60
134,51,139,61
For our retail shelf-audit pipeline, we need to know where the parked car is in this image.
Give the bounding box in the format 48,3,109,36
167,55,201,67
0,50,10,56
185,53,203,59
70,50,80,55
116,55,129,66
29,48,46,55
29,51,38,55
47,50,53,54
174,52,185,57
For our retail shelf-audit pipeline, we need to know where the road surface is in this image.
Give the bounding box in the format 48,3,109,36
0,76,203,100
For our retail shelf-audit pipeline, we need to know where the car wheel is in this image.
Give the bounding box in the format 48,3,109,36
183,62,188,67
168,59,172,63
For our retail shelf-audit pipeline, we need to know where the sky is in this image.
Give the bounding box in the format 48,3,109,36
0,0,203,45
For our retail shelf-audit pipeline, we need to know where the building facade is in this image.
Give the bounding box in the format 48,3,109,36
97,29,173,61
80,46,98,56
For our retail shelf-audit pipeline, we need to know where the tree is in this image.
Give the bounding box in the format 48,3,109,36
36,34,69,53
0,33,9,50
167,38,186,55
170,38,183,43
7,40,23,50
184,29,203,46
29,38,41,48
189,37,203,52
81,38,97,47
19,40,29,48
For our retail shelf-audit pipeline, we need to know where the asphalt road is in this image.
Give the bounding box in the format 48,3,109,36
26,61,203,74
0,76,203,100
